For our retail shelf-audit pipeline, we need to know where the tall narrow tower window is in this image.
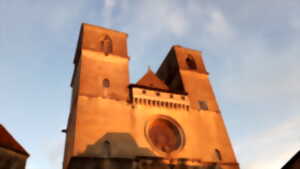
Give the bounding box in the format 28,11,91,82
103,79,110,88
186,55,197,70
104,141,111,157
100,35,113,55
215,149,222,161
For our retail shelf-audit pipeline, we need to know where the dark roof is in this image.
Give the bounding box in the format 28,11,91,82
282,150,300,169
137,69,169,90
0,124,29,156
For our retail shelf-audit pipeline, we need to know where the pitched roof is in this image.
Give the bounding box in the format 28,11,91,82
137,69,169,90
282,150,300,169
0,124,29,156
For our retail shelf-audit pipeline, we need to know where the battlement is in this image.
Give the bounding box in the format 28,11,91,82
129,85,190,111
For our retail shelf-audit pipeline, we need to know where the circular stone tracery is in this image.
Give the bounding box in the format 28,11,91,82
147,117,184,154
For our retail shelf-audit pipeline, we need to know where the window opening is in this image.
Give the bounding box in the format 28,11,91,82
215,149,222,161
103,79,110,88
186,55,197,70
100,35,113,55
198,101,208,110
104,141,111,157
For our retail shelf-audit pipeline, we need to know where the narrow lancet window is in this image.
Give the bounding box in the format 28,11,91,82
215,149,222,161
103,79,110,88
100,35,113,55
186,55,197,70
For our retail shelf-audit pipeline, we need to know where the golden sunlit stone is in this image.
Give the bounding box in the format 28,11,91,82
63,23,240,169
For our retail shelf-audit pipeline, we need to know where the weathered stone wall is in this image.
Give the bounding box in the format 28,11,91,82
67,157,239,169
0,147,27,169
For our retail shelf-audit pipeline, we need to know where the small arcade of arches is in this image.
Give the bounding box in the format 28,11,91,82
132,97,189,111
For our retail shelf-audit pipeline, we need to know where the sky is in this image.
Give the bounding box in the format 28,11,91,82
0,0,299,169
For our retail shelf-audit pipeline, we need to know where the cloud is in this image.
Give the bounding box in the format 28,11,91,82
1,1,300,169
110,0,190,37
164,8,188,36
236,115,300,169
218,38,300,103
206,9,234,40
47,139,64,169
104,0,116,9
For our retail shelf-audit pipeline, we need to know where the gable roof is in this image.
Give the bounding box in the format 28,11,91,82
282,150,300,169
137,69,169,90
0,124,29,156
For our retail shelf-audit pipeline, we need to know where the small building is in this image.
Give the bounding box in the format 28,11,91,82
282,151,300,169
0,124,29,169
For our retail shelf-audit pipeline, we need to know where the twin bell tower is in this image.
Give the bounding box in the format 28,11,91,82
63,23,239,169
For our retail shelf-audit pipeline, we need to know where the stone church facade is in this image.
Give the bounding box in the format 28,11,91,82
63,23,239,169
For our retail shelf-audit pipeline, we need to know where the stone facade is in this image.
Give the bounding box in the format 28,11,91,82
63,23,239,169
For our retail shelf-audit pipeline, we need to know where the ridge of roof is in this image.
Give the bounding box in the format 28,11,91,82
136,68,169,90
0,124,29,156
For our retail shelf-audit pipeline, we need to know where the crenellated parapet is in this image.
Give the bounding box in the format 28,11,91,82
129,85,190,111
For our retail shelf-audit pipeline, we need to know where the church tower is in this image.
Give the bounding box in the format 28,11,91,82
63,23,239,169
63,23,131,169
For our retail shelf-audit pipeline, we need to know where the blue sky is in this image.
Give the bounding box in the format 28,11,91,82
0,0,299,169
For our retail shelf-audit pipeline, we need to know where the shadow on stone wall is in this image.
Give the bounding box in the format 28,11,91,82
68,157,223,169
68,132,225,169
0,150,26,169
78,132,155,158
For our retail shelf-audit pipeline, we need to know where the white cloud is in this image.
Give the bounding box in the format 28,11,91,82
236,115,300,169
166,9,188,36
102,0,117,27
216,31,300,103
206,9,234,40
104,0,116,9
116,0,190,37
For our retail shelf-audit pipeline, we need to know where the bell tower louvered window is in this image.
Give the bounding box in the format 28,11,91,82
100,35,113,55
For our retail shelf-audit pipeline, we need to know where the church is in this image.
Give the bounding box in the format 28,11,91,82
62,23,240,169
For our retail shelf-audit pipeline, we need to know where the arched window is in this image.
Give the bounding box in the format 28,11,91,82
186,55,197,70
103,79,110,88
215,149,222,161
100,35,113,55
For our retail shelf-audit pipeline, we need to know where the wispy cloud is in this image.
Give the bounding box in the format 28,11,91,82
206,9,234,40
236,114,300,169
